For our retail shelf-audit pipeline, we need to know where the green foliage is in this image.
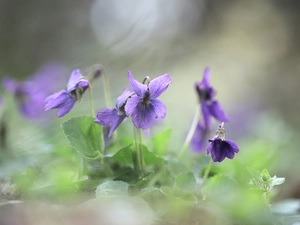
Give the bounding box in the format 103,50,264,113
248,167,285,206
95,180,129,197
111,144,133,165
141,145,164,166
160,186,197,204
166,159,190,177
152,129,172,156
248,167,285,191
138,187,159,198
202,174,239,207
1,95,294,225
175,172,196,191
61,116,104,161
13,168,36,193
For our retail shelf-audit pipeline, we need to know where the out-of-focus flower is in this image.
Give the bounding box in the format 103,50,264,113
3,63,67,118
206,123,239,162
44,69,89,117
95,88,133,137
125,71,172,130
195,68,229,128
191,122,210,152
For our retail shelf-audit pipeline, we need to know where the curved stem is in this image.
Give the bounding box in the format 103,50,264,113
86,64,112,109
177,106,200,159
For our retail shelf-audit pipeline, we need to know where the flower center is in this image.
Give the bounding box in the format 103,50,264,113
16,92,28,103
70,86,84,101
142,90,150,104
198,87,212,102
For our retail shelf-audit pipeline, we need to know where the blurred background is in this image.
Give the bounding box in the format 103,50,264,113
0,0,300,204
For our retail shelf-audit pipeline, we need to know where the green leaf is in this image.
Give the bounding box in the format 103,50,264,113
160,186,197,204
167,159,190,177
249,178,265,190
175,172,196,191
61,116,103,161
271,177,285,186
152,129,172,156
247,167,262,182
138,187,159,198
142,145,164,166
202,175,239,207
95,181,129,197
111,144,133,164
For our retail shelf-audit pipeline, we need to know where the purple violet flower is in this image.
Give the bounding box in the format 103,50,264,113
191,122,211,153
125,71,172,130
94,88,133,137
206,123,239,162
44,69,89,117
3,63,67,118
195,68,229,128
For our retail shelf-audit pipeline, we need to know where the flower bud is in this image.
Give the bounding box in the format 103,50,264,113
261,169,270,182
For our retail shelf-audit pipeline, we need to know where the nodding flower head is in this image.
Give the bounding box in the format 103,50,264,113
195,68,215,103
44,69,89,117
125,71,172,130
206,123,239,162
195,68,229,128
95,88,134,137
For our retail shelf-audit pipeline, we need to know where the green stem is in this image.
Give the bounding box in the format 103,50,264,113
78,155,88,179
88,83,95,118
177,106,200,159
265,190,270,206
133,125,141,171
139,129,145,171
148,168,165,187
202,158,213,184
265,190,277,225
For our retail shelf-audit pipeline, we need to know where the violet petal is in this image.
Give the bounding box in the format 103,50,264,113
95,108,119,126
225,140,239,153
151,98,166,119
95,108,126,137
200,67,211,88
116,88,133,109
44,90,70,111
127,71,147,97
201,103,211,128
207,100,229,122
211,141,226,162
148,74,172,98
191,122,209,153
56,96,76,117
67,69,85,93
125,96,141,116
131,103,156,130
109,114,126,137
